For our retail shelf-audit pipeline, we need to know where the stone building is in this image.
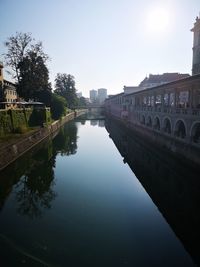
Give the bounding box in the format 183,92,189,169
0,62,17,108
191,16,200,75
139,73,190,89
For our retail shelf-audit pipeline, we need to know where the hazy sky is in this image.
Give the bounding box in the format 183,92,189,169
1,0,200,97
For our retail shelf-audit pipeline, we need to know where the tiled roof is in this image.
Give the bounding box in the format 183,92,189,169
139,73,190,87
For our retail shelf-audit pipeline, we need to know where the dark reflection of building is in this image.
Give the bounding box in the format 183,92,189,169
98,120,105,127
0,121,79,218
90,120,98,126
53,121,78,156
105,118,200,267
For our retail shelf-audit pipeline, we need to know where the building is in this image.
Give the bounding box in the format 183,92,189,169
0,62,17,108
191,16,200,75
139,73,190,89
89,89,97,103
97,88,107,104
104,15,200,165
123,86,141,94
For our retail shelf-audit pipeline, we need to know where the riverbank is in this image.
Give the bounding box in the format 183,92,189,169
0,110,86,171
105,114,200,168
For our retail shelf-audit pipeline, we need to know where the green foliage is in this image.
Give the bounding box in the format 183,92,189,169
14,125,28,134
0,110,13,136
4,32,51,106
45,109,52,124
0,108,51,136
77,96,87,107
50,93,67,120
17,50,52,106
4,32,33,82
54,73,77,108
28,108,50,127
10,109,28,130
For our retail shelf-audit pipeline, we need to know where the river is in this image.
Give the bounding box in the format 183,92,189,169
0,119,198,266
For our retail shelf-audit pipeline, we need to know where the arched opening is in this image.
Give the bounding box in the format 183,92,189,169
163,118,171,134
153,117,160,130
140,115,145,125
174,120,186,139
147,116,152,127
191,122,200,144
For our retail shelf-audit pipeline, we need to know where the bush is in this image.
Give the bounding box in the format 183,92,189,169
14,125,28,134
51,93,67,120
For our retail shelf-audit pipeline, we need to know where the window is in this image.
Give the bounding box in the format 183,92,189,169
151,96,154,106
178,91,189,108
169,93,175,106
147,96,151,106
143,96,147,106
155,94,161,105
164,93,169,106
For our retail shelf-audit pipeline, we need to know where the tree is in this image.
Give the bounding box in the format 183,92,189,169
4,32,33,82
54,73,77,108
51,93,67,120
4,32,51,105
17,49,51,105
77,96,87,107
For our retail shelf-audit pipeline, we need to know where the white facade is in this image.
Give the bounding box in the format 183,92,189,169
90,89,97,103
97,88,107,103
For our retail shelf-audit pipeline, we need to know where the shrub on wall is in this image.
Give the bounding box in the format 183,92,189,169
0,110,13,136
0,108,52,136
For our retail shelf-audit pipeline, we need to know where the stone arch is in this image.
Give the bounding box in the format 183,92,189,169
174,120,186,139
191,122,200,144
163,117,172,134
146,116,152,127
153,116,160,130
140,114,145,125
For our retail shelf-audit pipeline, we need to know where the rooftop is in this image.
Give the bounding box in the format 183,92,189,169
139,73,190,88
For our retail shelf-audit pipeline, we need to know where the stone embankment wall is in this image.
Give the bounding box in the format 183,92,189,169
0,108,51,136
0,110,85,171
105,113,200,166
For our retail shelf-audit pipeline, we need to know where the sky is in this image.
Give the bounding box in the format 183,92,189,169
0,0,200,97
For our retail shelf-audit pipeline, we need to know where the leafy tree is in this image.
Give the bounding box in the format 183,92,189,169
51,93,67,120
4,32,51,105
4,32,33,82
54,73,77,108
77,96,87,107
17,49,51,105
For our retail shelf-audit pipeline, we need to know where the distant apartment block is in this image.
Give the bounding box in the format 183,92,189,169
89,89,97,103
97,88,107,104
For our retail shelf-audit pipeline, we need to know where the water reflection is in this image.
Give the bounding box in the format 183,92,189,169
14,149,56,219
0,121,79,218
105,118,200,266
53,121,78,156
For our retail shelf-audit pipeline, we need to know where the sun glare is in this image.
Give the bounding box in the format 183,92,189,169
146,7,170,33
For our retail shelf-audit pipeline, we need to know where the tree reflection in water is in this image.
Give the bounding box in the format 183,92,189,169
0,121,78,219
53,121,78,156
13,143,56,218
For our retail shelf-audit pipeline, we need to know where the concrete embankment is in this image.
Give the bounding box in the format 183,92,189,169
0,110,85,171
105,114,200,167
